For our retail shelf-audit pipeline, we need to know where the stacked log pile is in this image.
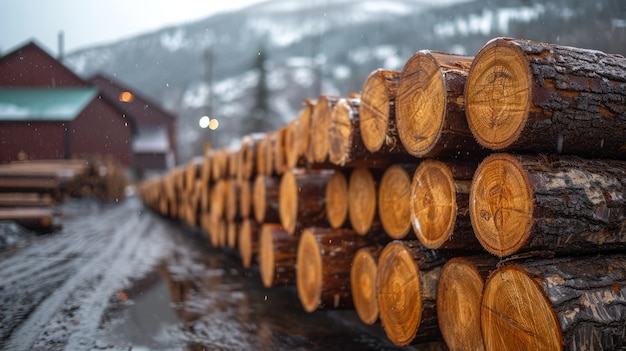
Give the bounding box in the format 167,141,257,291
139,37,626,350
0,157,128,232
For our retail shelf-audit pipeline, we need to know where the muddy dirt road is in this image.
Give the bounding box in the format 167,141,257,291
0,197,432,351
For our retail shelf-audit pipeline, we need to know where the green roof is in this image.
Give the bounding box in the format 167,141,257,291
0,88,98,122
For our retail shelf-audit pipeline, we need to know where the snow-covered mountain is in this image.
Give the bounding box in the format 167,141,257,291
64,0,626,161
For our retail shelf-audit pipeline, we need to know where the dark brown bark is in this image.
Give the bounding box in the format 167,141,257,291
259,223,299,287
482,254,626,351
359,69,404,153
279,169,333,234
0,207,61,232
466,37,626,159
297,227,379,312
470,153,626,257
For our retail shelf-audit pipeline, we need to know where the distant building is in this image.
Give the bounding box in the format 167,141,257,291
88,74,176,171
0,41,176,174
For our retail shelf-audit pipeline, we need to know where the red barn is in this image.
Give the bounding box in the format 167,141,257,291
0,42,133,166
89,74,177,171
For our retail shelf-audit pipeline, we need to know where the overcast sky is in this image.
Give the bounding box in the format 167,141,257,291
0,0,266,55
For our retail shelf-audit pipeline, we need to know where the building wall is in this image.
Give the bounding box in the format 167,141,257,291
69,99,133,166
0,122,66,162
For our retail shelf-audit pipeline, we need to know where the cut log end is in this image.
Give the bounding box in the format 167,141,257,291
379,165,412,239
253,175,267,223
481,265,561,351
349,167,377,235
296,229,323,312
311,96,336,164
278,171,297,234
470,154,534,257
239,180,251,218
238,219,256,269
466,40,531,150
411,160,456,248
259,224,276,288
437,258,486,351
377,242,422,346
360,69,398,152
285,119,300,169
397,53,446,157
326,171,349,229
351,248,379,325
328,99,355,166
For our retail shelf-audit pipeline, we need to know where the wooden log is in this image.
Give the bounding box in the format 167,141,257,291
348,167,380,235
377,240,450,346
227,221,238,249
278,169,332,234
296,227,376,312
284,119,301,169
0,193,55,207
396,51,485,159
309,95,341,164
378,164,416,239
224,179,239,222
252,174,280,224
184,156,204,195
226,148,240,179
436,255,498,351
264,131,277,176
481,255,626,351
238,133,264,181
325,170,349,229
210,148,228,181
273,126,289,175
238,180,252,219
258,223,299,288
294,100,315,166
0,207,62,232
411,159,481,250
255,137,270,176
199,150,212,186
470,153,626,257
238,218,259,269
350,245,384,325
359,69,403,153
465,37,626,159
209,179,226,220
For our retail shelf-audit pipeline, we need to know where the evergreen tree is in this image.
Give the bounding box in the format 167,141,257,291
243,47,273,135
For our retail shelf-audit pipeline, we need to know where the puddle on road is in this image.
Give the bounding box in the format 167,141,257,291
103,225,425,351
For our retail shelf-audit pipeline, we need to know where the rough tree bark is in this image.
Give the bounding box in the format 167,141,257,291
470,153,626,257
482,255,626,351
465,37,626,159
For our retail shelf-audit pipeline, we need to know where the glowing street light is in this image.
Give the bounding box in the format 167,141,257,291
208,118,219,130
199,116,210,128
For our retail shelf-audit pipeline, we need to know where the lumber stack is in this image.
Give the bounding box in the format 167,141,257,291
0,157,127,232
139,37,626,350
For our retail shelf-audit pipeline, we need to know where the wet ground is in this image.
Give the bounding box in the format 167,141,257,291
0,196,442,351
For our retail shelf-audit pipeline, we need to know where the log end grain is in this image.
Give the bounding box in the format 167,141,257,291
360,69,400,152
227,221,238,249
469,154,534,257
328,99,355,166
253,175,267,223
279,171,298,234
379,165,412,239
285,119,300,169
259,224,276,288
239,180,251,218
397,52,446,157
349,167,377,235
351,247,379,325
238,218,257,269
465,38,531,150
311,95,336,164
377,241,422,346
411,160,456,249
481,265,561,351
326,171,349,229
437,258,486,351
296,229,323,312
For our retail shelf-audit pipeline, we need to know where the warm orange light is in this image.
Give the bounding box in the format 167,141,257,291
208,118,219,130
119,91,134,102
